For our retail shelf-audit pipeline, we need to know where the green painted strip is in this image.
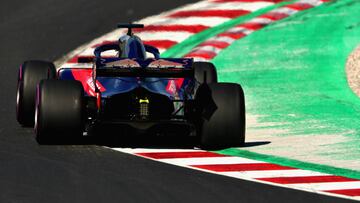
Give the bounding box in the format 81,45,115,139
214,148,360,180
161,0,296,58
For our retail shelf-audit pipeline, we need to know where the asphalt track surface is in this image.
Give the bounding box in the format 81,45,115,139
0,0,357,202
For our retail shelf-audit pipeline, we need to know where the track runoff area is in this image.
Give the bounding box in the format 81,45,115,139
57,0,360,201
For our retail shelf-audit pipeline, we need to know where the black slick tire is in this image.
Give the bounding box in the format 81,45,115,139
198,83,245,149
16,60,56,126
34,80,84,144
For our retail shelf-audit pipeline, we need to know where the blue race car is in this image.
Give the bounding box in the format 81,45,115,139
16,24,245,149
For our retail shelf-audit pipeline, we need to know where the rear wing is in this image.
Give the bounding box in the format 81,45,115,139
117,23,144,36
96,58,194,78
97,67,194,78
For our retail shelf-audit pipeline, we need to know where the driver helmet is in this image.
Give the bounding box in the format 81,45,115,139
118,35,130,57
118,35,146,60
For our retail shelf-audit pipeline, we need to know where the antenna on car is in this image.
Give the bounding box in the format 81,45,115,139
117,23,144,36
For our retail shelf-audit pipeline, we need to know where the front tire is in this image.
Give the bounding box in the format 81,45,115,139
197,83,245,149
35,80,84,144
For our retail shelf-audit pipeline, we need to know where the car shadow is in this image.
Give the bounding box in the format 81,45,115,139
41,132,271,150
96,134,199,149
45,133,197,149
242,141,271,148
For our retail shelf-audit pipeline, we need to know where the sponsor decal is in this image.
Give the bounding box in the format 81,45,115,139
105,59,140,68
166,79,177,95
166,78,184,96
148,59,185,68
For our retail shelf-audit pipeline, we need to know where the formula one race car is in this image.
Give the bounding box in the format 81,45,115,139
16,24,245,148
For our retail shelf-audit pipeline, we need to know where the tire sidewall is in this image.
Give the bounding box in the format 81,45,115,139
199,83,246,149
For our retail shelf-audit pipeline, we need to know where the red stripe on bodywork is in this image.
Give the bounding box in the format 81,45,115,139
135,25,209,33
143,40,177,49
325,189,360,197
191,163,295,172
257,176,359,184
136,151,228,159
67,55,116,63
67,56,81,63
169,9,250,18
175,78,184,89
71,69,106,96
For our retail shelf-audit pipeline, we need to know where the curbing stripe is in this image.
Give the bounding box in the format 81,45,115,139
149,17,231,27
197,40,231,48
142,40,178,49
168,9,250,18
136,151,227,159
285,2,314,10
115,147,360,200
191,163,296,171
184,0,329,60
134,24,209,33
221,169,330,178
257,176,360,184
324,189,360,197
136,31,193,42
290,182,360,191
159,157,264,165
192,45,223,53
259,11,289,20
111,148,200,153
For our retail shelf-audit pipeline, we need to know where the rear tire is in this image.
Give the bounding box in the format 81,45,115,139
35,80,84,144
16,60,56,126
193,62,217,84
198,83,245,149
